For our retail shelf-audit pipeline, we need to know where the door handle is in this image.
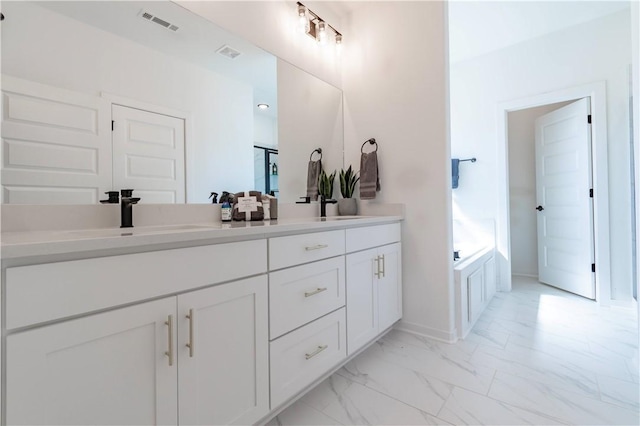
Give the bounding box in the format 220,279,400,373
536,206,544,211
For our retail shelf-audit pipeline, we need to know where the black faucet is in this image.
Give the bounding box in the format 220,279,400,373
120,189,141,228
320,195,337,218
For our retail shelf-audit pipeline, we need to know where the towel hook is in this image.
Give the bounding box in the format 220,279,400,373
459,157,477,163
361,138,378,153
309,148,322,161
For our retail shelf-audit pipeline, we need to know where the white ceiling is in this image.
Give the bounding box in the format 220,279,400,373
448,0,630,63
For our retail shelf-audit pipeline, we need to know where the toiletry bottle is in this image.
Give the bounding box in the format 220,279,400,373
221,201,232,222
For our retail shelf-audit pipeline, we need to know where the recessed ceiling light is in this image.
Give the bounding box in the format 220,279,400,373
257,104,270,110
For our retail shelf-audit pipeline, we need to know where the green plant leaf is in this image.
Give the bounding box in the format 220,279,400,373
339,165,360,198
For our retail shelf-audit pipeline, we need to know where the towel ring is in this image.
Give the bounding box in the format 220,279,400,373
361,138,378,153
309,148,322,161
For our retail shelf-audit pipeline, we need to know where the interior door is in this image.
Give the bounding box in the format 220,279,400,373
534,98,595,299
1,75,111,204
112,105,185,203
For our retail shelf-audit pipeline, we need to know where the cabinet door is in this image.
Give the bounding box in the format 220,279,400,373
177,275,269,425
378,243,403,331
346,248,378,355
6,298,178,425
484,255,497,300
467,268,485,324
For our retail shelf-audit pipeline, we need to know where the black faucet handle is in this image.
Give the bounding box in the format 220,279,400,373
100,191,120,204
120,189,134,198
296,196,311,204
124,197,141,205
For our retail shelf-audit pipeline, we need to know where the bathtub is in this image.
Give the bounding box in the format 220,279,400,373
454,244,496,339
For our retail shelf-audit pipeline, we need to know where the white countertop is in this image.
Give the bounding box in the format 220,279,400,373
1,215,402,262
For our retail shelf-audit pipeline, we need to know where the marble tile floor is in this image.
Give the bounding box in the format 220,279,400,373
268,276,640,425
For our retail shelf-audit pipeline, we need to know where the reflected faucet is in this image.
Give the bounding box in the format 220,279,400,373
320,195,337,218
120,189,141,228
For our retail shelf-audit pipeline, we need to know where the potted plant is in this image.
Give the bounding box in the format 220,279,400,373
338,165,360,216
318,169,336,200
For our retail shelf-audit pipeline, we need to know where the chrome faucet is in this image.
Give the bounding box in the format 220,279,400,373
120,189,141,228
320,195,337,218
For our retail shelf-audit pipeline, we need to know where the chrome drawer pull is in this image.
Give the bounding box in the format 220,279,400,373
186,309,195,358
165,315,174,367
374,256,382,278
305,287,328,298
380,254,386,278
305,344,328,360
305,244,329,251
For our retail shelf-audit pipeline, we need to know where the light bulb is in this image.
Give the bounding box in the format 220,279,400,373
318,21,328,45
297,4,308,34
335,34,343,54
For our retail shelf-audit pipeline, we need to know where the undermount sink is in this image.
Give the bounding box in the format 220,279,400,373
66,224,217,238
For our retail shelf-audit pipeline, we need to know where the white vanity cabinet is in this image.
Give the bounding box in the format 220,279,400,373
4,241,269,426
268,230,347,409
345,224,402,355
1,217,404,426
6,298,179,425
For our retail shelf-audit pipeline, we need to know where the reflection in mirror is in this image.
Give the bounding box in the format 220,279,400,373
277,60,344,204
1,0,278,204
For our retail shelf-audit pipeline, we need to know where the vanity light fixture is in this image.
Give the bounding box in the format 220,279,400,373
296,2,342,47
257,103,270,110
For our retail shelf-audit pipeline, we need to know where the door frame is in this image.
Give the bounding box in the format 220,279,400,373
101,92,191,201
496,81,611,304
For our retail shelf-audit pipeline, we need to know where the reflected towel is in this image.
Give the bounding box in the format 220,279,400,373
307,159,322,201
452,158,460,189
360,152,380,200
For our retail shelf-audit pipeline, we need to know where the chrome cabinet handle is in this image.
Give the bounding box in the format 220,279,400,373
305,287,328,297
305,344,328,360
186,309,194,358
305,244,328,251
165,315,174,366
374,256,381,278
380,254,386,278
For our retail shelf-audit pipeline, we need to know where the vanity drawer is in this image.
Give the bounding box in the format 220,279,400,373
5,240,267,330
270,308,346,409
345,223,401,253
269,257,345,339
269,230,345,270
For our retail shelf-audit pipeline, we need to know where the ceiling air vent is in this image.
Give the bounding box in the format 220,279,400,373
139,10,179,32
216,45,242,60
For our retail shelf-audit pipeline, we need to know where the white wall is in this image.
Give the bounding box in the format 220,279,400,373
451,10,633,301
507,102,570,277
342,2,454,341
254,114,278,149
1,2,256,203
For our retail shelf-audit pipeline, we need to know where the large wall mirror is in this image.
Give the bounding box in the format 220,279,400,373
0,1,344,205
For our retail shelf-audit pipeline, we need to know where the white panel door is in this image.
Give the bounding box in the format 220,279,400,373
5,298,178,425
535,98,595,299
177,276,269,425
1,75,111,204
112,105,185,203
346,248,378,355
378,243,403,331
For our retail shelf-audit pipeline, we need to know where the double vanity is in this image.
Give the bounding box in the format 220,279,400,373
1,214,402,425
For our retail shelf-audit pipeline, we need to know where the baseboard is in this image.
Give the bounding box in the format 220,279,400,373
512,273,538,279
394,320,458,343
